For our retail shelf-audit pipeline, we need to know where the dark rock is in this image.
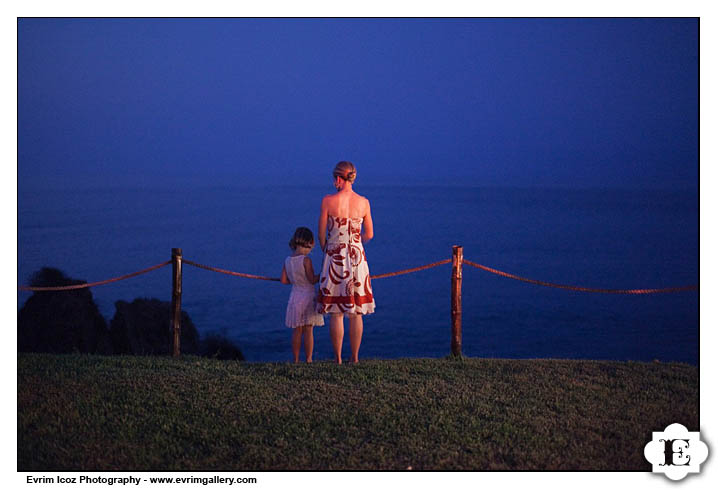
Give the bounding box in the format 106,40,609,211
201,335,245,361
18,267,111,354
110,298,200,355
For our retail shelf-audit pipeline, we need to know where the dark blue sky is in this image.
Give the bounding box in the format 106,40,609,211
18,18,698,190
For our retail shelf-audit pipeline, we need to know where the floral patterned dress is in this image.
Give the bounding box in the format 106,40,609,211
317,215,375,315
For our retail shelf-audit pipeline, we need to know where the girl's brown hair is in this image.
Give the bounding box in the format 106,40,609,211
289,227,315,250
333,161,357,183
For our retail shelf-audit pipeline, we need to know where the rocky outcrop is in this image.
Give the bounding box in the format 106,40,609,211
110,298,201,355
19,268,244,360
18,268,111,354
201,334,245,361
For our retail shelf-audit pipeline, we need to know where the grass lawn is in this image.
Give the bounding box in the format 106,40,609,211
18,353,698,471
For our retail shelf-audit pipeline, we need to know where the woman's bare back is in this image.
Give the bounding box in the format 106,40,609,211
322,190,369,219
318,188,373,249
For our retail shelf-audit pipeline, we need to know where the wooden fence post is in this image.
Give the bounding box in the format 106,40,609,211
171,248,183,357
451,245,463,357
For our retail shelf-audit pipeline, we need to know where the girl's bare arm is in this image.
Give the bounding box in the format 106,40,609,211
280,264,290,284
304,256,320,284
318,196,328,251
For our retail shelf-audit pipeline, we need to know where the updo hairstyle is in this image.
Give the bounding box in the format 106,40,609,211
289,227,315,250
333,161,357,183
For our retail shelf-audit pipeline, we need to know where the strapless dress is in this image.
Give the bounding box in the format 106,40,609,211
316,215,375,315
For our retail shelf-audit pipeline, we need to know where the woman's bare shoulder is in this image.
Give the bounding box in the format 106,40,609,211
350,189,368,201
349,193,370,217
356,193,371,208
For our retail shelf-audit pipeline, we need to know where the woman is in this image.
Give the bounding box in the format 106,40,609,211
317,161,375,364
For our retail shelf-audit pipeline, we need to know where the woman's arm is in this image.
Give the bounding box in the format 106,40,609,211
318,196,329,251
304,256,319,284
280,264,290,284
361,199,374,243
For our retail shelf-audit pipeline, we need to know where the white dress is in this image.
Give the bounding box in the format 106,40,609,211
284,255,325,328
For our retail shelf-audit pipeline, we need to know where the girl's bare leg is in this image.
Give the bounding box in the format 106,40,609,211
348,314,363,364
291,327,303,363
303,326,314,363
329,314,344,364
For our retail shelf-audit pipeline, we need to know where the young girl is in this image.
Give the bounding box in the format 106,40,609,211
280,227,325,363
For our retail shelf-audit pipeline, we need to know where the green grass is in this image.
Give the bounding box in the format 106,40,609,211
18,353,698,471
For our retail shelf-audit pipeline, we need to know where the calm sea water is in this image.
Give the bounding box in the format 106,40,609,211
17,185,699,364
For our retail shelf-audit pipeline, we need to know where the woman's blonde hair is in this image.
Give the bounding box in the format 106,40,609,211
289,227,315,250
333,161,357,183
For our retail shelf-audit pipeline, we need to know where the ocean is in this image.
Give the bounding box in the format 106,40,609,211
17,185,699,364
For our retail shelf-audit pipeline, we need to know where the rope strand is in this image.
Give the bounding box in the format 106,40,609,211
370,259,452,279
183,259,281,281
183,258,452,281
463,259,697,294
17,260,172,292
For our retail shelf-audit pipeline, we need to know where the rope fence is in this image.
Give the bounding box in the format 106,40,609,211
18,246,698,357
17,260,171,292
181,258,453,281
183,259,281,282
17,255,696,294
462,259,699,295
370,259,452,279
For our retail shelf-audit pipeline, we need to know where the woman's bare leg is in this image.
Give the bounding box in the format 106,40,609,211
348,314,363,364
303,326,314,363
291,327,303,363
329,314,344,364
